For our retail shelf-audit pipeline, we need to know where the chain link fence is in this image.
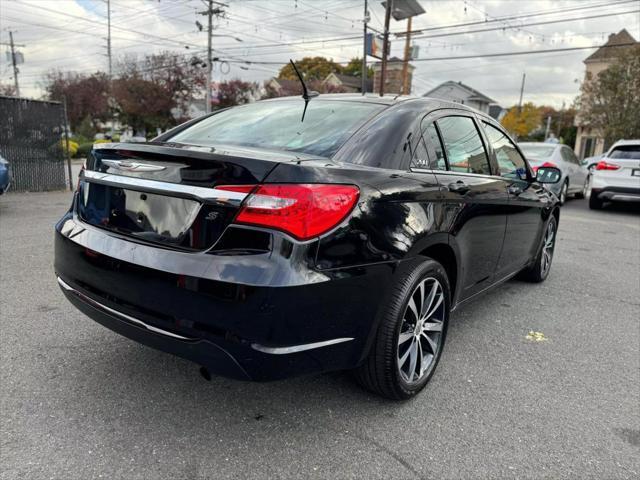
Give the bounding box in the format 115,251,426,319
0,96,70,192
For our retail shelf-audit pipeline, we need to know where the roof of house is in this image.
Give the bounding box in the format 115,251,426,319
584,29,637,63
424,81,496,104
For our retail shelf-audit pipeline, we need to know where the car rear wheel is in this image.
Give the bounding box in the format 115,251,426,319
588,188,604,210
559,180,568,205
575,177,588,199
354,258,450,400
520,215,557,283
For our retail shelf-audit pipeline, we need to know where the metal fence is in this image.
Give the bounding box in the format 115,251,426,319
0,96,69,192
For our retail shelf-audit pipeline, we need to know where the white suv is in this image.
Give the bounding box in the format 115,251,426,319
588,139,640,210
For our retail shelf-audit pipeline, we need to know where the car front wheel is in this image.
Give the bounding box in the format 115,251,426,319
355,257,450,400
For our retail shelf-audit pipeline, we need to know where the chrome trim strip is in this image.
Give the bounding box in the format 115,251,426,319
101,159,167,172
609,194,640,202
251,337,354,355
82,170,248,204
57,277,194,341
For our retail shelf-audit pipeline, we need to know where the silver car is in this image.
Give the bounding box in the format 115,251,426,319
518,142,589,205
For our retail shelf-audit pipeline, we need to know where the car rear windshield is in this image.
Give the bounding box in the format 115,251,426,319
609,145,640,159
519,144,556,160
168,100,385,157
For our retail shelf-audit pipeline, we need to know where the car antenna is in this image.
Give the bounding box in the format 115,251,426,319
290,59,319,122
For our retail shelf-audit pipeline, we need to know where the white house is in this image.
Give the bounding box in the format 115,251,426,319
424,81,496,115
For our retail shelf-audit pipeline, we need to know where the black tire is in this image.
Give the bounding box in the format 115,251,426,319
559,179,568,205
520,215,557,283
589,191,603,210
575,177,587,199
354,257,450,400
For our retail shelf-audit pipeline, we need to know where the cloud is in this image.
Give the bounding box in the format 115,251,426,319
1,0,638,108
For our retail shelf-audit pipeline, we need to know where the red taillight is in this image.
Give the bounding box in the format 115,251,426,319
532,161,558,172
595,160,620,171
220,184,359,241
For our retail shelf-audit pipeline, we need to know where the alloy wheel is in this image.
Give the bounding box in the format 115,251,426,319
560,182,568,204
584,176,591,198
540,220,556,276
397,277,445,384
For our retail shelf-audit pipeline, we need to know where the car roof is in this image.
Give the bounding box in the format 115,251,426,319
518,142,562,148
610,139,640,148
259,93,485,113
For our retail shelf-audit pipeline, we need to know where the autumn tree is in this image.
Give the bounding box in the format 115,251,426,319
0,83,17,96
501,102,542,139
214,79,259,108
43,71,110,131
113,52,207,133
278,56,343,81
342,57,373,78
576,45,640,146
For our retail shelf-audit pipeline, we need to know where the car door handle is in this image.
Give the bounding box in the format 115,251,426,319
448,181,470,194
508,184,523,195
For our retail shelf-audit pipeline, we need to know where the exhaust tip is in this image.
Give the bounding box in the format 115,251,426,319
199,366,212,381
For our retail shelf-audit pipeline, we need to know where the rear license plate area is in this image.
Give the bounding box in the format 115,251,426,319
632,169,640,177
78,182,233,250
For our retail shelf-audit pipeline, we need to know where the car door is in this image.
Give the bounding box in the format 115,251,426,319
560,146,587,193
480,119,548,277
420,112,508,301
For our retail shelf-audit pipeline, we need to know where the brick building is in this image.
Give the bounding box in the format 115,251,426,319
372,57,415,95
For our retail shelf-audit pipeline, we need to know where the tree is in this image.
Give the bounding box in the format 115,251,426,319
43,71,110,131
215,79,259,108
113,52,207,133
278,56,342,81
576,45,640,146
342,57,373,79
501,102,542,139
0,83,16,96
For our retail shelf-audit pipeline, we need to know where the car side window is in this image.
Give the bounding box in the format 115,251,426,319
561,146,579,164
482,122,527,179
422,123,447,170
435,116,491,175
411,137,431,169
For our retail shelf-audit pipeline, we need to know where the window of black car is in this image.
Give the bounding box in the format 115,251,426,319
435,116,491,175
168,100,385,157
420,123,447,170
609,145,640,159
483,122,527,179
411,137,431,168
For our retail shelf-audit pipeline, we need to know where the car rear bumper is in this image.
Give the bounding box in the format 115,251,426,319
592,186,640,203
54,210,397,381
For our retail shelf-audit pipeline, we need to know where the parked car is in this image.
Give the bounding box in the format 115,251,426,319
588,139,640,210
54,95,561,400
0,154,11,194
518,142,589,205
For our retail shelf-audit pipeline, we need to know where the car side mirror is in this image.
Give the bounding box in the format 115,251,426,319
536,166,562,184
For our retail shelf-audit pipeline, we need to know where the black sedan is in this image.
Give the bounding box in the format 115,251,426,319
54,94,561,400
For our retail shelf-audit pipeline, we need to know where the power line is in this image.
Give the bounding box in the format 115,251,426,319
409,9,640,41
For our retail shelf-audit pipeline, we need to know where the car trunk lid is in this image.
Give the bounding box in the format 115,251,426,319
77,142,312,251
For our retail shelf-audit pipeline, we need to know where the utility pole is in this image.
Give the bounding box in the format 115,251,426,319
401,16,412,95
361,0,368,95
544,115,552,141
107,0,112,79
517,72,526,113
200,1,227,114
9,31,20,97
379,0,392,96
206,0,213,113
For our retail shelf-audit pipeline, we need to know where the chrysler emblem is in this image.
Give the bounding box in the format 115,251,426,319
102,159,166,172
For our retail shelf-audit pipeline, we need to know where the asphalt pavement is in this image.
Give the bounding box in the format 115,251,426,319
1,191,638,479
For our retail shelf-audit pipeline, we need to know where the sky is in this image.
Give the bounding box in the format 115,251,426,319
1,0,639,108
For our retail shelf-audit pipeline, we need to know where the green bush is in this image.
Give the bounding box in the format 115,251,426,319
76,142,94,158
